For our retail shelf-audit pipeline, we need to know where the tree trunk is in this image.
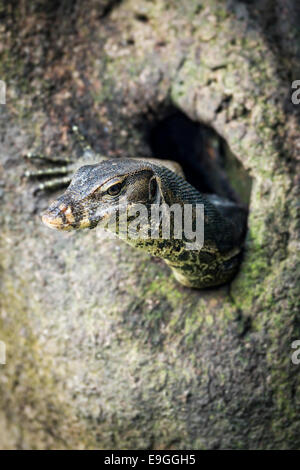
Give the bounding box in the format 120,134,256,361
0,0,299,449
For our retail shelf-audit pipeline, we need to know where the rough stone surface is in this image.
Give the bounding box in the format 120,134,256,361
0,0,299,449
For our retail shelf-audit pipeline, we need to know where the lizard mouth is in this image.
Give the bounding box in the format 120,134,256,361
42,211,74,231
42,200,100,231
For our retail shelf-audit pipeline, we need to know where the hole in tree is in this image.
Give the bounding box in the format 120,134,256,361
146,107,252,206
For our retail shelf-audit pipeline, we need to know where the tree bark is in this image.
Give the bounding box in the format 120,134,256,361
0,0,299,449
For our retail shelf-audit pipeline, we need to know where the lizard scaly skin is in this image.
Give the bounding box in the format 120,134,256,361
41,158,247,288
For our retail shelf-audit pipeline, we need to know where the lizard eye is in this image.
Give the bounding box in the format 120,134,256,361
107,182,122,197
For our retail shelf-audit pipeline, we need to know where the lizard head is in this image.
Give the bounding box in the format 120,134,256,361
42,159,161,232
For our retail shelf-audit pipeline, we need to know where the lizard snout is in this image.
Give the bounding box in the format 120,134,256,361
42,200,75,231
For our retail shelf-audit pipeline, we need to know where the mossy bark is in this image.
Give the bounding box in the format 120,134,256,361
0,0,299,449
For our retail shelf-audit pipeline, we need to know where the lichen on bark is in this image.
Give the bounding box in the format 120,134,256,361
0,0,299,449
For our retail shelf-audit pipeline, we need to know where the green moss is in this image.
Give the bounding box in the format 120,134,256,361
1,0,299,450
